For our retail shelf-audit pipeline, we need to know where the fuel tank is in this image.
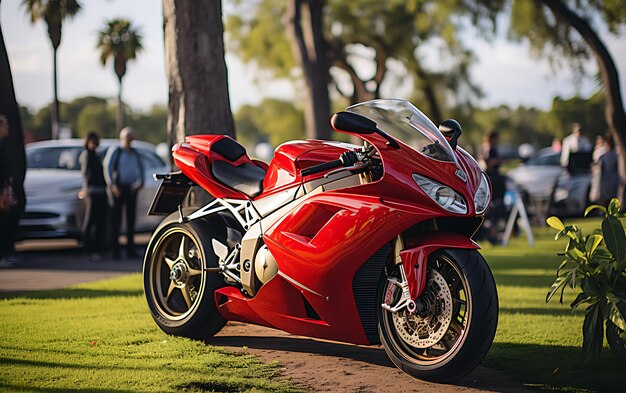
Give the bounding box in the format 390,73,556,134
262,140,357,196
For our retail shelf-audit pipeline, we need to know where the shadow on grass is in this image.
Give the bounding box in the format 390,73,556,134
178,380,295,393
493,274,554,288
488,255,560,269
0,357,159,373
499,307,584,317
0,383,132,393
487,342,626,392
0,288,143,300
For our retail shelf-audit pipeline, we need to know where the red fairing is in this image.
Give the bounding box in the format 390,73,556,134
401,232,480,300
261,140,352,196
215,193,430,344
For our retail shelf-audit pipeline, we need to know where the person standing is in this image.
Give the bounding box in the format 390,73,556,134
598,135,620,206
560,122,592,168
79,132,108,260
589,135,608,204
0,115,20,266
104,127,145,259
480,131,504,244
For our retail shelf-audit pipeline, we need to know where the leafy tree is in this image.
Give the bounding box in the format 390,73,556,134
234,98,305,147
21,0,81,139
75,102,116,139
163,0,235,152
227,0,491,137
127,105,168,145
97,18,143,134
504,0,626,200
538,92,607,140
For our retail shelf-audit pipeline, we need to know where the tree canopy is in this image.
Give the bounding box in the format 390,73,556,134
226,0,496,127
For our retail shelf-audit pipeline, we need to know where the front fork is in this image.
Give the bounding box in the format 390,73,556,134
381,235,417,314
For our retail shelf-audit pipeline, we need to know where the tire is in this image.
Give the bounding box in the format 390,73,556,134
378,248,498,383
606,322,626,363
143,210,227,341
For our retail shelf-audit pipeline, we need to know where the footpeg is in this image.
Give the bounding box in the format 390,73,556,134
211,239,228,261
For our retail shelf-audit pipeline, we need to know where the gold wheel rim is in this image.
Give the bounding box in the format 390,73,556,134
382,254,472,367
149,227,205,321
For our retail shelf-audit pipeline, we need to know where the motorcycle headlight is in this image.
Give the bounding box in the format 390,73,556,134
413,174,467,214
474,173,491,214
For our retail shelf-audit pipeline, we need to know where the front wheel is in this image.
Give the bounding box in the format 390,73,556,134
143,212,227,340
378,248,498,382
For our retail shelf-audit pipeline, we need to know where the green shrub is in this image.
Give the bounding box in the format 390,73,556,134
546,198,626,361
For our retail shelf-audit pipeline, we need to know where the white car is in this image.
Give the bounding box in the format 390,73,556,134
507,149,592,217
19,139,168,240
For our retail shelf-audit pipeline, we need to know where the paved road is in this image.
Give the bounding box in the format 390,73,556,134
0,238,145,294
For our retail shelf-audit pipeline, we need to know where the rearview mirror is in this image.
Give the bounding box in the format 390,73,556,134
439,119,462,149
331,112,377,134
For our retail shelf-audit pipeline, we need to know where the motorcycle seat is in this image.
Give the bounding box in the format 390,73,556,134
212,160,266,198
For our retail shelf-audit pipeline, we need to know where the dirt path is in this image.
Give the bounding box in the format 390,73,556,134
214,322,530,393
4,239,529,392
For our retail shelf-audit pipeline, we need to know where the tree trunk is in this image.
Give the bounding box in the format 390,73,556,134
51,46,59,139
0,2,27,256
162,0,235,152
117,77,124,133
540,0,626,202
286,0,332,140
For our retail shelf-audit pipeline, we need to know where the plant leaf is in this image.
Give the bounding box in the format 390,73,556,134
584,204,607,217
547,216,565,231
602,216,626,264
547,276,568,303
582,303,604,361
585,234,603,256
556,259,569,275
607,302,626,331
608,198,621,217
570,292,590,309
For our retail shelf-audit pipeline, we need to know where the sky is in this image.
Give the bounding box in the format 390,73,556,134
2,0,626,114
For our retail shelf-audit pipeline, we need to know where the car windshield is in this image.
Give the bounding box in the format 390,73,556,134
26,146,109,170
526,153,560,166
346,99,457,163
26,147,83,170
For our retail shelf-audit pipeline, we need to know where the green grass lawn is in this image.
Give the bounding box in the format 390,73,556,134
0,276,296,393
1,217,623,392
481,217,626,393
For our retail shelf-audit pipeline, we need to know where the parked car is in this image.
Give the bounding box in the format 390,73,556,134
19,138,168,240
507,148,591,217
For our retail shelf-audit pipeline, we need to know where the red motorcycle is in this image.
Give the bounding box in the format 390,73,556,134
144,99,498,382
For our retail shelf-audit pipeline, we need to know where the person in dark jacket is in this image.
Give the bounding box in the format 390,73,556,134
480,131,505,244
598,135,620,206
0,115,20,266
79,131,108,259
104,127,145,259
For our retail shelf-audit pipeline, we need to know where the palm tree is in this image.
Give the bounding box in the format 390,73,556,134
22,0,81,139
97,18,143,133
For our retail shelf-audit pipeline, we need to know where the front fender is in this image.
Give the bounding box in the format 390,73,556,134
401,232,479,299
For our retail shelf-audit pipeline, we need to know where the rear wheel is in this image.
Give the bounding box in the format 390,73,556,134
143,212,226,340
378,248,498,382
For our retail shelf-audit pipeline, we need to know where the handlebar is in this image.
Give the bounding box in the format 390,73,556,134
300,159,344,177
